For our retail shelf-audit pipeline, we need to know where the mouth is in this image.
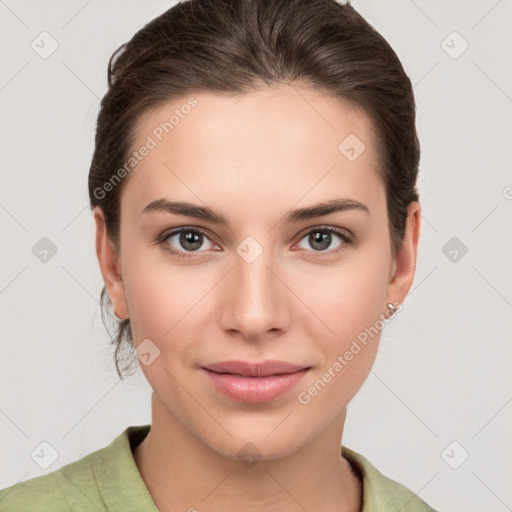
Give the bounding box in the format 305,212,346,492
200,360,311,403
202,359,311,377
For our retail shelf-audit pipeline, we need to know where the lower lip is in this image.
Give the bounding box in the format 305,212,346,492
201,368,310,403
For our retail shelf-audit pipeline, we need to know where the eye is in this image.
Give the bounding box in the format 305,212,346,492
295,226,354,254
156,225,354,259
158,227,218,258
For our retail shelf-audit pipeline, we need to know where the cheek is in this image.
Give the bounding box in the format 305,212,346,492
121,248,216,356
297,248,391,348
122,223,392,352
296,265,390,414
292,244,392,406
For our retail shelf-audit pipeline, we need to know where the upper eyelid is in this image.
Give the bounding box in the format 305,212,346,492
160,224,352,249
296,224,352,238
160,226,217,247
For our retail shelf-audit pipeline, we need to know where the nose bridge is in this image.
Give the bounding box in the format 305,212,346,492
220,239,287,337
237,250,273,300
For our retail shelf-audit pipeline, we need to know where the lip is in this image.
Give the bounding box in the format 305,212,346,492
203,359,309,377
201,360,311,403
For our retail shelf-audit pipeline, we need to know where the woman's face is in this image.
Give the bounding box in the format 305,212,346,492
94,84,420,460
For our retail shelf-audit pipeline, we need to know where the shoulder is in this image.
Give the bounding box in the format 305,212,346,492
0,424,154,512
342,446,439,512
0,443,107,511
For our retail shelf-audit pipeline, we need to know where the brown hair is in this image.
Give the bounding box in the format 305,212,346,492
88,0,420,380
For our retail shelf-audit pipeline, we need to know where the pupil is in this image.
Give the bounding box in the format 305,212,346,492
310,231,330,251
180,231,202,251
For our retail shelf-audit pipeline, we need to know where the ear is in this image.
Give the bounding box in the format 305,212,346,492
385,201,421,306
93,206,129,320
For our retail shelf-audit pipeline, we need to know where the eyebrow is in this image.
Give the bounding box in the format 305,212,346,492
140,197,370,225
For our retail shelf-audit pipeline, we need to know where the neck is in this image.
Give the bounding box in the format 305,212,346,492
133,393,362,512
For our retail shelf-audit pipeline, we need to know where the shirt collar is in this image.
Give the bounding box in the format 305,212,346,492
91,424,158,510
94,424,422,512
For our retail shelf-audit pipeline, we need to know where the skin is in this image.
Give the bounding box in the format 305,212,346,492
93,84,421,512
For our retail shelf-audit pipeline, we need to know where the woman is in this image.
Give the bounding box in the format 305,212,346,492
0,0,438,510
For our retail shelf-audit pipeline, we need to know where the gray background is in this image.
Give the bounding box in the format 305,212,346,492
1,1,511,510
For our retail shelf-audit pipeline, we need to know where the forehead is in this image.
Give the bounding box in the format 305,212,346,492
122,85,383,218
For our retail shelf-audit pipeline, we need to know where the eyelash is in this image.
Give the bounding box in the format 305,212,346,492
155,225,354,259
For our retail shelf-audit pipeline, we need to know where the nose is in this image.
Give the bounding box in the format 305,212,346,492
218,248,292,342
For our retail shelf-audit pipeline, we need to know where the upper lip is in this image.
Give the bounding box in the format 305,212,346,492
202,360,310,377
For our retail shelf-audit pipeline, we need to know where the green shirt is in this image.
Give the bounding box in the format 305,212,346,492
0,424,438,511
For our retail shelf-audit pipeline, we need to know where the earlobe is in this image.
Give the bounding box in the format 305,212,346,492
93,207,130,320
385,201,422,307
